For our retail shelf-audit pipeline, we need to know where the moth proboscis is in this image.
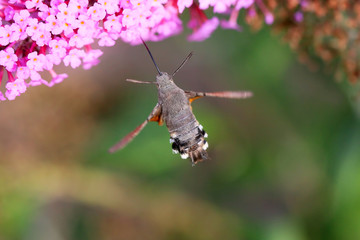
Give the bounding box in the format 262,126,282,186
109,39,253,166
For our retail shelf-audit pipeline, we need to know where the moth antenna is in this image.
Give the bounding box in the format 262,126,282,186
140,37,162,76
172,52,193,77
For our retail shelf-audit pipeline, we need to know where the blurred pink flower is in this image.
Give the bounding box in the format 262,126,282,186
187,3,219,41
188,17,219,41
0,0,279,101
0,92,5,101
220,8,242,31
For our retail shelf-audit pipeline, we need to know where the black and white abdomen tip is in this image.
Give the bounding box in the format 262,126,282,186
170,137,180,154
169,124,209,164
198,124,208,138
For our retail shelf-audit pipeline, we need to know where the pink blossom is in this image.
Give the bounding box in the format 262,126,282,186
48,69,68,87
265,13,274,24
198,0,213,10
17,66,31,80
236,0,254,10
136,8,153,27
5,78,27,100
49,39,68,58
0,92,6,101
122,9,139,27
0,25,11,45
64,49,85,68
148,0,167,7
68,0,88,14
47,53,62,65
13,10,31,26
25,18,40,37
83,49,103,70
4,6,15,21
188,17,219,41
77,14,96,36
57,3,77,22
44,55,54,70
10,23,27,42
69,34,93,48
188,4,220,42
98,32,115,46
87,3,106,21
149,5,182,41
45,15,63,35
178,0,193,13
119,0,132,8
213,1,228,13
294,11,303,22
104,15,122,33
98,0,120,15
220,9,241,31
0,48,18,72
120,28,141,43
256,0,274,24
221,20,242,31
27,52,46,71
25,0,44,9
28,78,49,87
60,18,76,37
29,70,43,85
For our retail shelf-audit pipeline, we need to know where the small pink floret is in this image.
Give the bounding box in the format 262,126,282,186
17,66,31,79
0,48,18,72
188,17,219,42
235,0,254,10
64,49,85,68
265,13,274,24
220,20,242,31
0,92,6,101
178,0,193,13
5,78,27,100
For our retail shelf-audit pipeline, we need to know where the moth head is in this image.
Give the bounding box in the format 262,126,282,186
156,72,174,88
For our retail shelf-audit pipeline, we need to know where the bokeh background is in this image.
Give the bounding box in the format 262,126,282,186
1,24,360,240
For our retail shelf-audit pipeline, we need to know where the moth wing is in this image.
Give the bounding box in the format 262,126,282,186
109,104,162,153
185,90,253,103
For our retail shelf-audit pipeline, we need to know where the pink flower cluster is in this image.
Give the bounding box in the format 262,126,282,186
0,0,273,101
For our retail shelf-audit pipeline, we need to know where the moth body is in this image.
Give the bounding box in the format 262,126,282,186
109,40,252,166
157,73,209,164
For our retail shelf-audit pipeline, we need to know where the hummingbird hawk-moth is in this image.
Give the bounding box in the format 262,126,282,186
109,39,253,166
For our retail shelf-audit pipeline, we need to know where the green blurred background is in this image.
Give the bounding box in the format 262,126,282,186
1,25,360,240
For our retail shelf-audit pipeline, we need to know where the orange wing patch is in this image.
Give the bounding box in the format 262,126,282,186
149,114,164,126
188,96,203,103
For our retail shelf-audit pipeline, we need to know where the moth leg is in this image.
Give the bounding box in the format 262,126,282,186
185,90,253,102
109,104,162,153
126,79,156,85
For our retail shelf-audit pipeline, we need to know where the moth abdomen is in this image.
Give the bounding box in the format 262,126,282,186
169,124,209,165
